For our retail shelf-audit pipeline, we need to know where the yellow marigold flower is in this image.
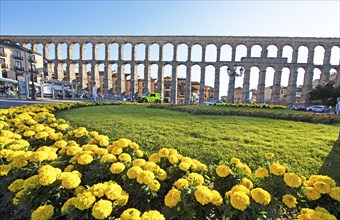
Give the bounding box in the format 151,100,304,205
90,183,108,198
77,154,93,165
74,186,86,196
113,138,131,148
255,167,269,178
38,170,57,186
66,146,83,156
110,162,125,174
54,140,68,148
10,158,28,169
164,188,181,208
282,194,297,208
211,190,223,206
168,154,179,164
228,185,251,196
141,210,165,220
23,130,35,137
136,149,144,157
130,142,140,150
174,178,189,189
149,153,161,163
297,207,337,220
230,157,241,165
111,146,123,155
91,199,112,220
264,153,274,159
133,158,146,167
74,191,96,210
308,175,336,188
127,166,143,179
329,187,340,202
194,185,212,205
8,179,25,192
158,148,170,157
284,173,302,188
29,151,49,162
269,162,286,176
156,169,167,181
31,204,54,220
137,170,155,184
178,162,191,171
32,123,45,132
61,197,75,214
23,175,40,190
61,172,81,189
100,154,117,163
216,165,231,177
35,131,49,139
303,187,321,200
120,208,141,220
230,191,250,211
57,124,69,130
251,188,271,205
94,147,108,155
237,164,252,176
148,179,161,191
143,162,158,172
314,181,331,194
187,172,204,185
241,178,253,190
116,190,129,206
13,189,26,205
118,153,132,163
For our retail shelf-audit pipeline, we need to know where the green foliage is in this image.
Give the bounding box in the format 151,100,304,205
309,82,340,106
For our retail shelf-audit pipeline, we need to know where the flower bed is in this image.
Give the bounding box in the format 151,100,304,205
149,104,340,125
0,103,339,219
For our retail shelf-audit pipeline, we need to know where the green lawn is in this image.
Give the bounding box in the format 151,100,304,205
56,105,340,183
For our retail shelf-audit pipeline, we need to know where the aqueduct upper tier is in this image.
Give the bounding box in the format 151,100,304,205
1,35,339,105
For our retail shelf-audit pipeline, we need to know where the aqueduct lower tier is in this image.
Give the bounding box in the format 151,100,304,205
2,35,340,105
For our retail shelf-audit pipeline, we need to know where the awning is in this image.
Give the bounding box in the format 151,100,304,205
0,77,18,83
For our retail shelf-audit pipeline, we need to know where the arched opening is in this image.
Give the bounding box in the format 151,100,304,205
48,43,55,59
219,66,229,100
330,46,340,65
96,43,105,60
267,45,278,58
235,44,247,62
177,43,188,62
177,64,187,104
264,67,275,103
109,43,119,60
150,64,159,93
162,43,174,61
297,46,308,63
60,43,67,60
312,68,322,88
282,45,293,63
220,44,232,61
251,45,262,57
135,43,146,61
72,43,80,60
85,43,93,60
149,43,160,61
190,65,201,104
123,43,132,61
163,64,173,103
205,44,217,62
191,44,202,62
313,46,325,65
296,67,306,104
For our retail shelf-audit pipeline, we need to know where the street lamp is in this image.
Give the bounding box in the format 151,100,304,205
227,64,244,103
29,51,36,100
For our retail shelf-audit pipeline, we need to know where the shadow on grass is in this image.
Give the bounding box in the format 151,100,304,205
318,132,340,185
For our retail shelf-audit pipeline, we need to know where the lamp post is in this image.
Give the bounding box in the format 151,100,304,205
227,64,244,103
29,51,36,100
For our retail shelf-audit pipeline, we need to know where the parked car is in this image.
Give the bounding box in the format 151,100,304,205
136,92,162,103
204,100,225,105
290,105,306,111
306,105,329,113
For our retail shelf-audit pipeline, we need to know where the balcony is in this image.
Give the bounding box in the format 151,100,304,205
14,66,25,71
29,57,37,63
1,63,8,68
13,55,23,60
0,52,7,57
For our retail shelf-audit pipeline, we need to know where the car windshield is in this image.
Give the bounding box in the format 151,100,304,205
143,92,149,96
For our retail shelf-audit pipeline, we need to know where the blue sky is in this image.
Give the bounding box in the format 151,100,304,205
1,0,339,95
1,0,339,37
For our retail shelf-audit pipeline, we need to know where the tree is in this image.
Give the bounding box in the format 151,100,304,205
308,82,340,106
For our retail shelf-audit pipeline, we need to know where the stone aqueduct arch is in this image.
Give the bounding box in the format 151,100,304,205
2,35,340,105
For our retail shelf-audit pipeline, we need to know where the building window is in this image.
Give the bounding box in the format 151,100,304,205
15,61,22,70
14,50,22,60
0,58,5,66
0,47,5,56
